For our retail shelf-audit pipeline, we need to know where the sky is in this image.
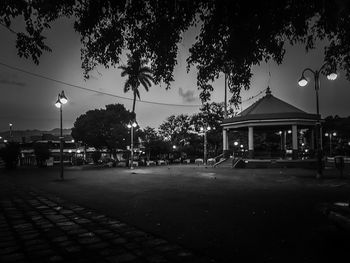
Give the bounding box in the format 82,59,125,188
0,16,349,133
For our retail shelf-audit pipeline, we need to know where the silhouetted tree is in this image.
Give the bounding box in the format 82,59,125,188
119,52,153,115
71,104,134,153
0,142,20,169
2,1,349,104
139,127,171,160
33,142,50,167
92,151,102,164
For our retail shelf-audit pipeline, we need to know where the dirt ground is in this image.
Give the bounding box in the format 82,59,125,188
2,165,350,262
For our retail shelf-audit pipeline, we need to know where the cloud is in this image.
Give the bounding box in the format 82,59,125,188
178,87,196,103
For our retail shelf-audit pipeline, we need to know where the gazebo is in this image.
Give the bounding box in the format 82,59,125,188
221,87,319,159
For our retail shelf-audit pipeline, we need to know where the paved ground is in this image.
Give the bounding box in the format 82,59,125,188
1,165,350,262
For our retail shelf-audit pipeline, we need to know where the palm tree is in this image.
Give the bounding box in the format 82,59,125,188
119,52,154,117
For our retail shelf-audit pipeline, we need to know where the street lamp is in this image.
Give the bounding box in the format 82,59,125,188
9,123,13,140
224,72,233,118
298,63,337,178
127,121,137,169
325,132,337,156
55,90,68,180
278,131,283,151
200,125,211,165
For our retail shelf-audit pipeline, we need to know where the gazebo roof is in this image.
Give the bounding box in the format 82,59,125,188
240,87,305,116
222,87,318,127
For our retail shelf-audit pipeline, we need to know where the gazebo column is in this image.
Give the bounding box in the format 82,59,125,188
310,129,315,150
248,126,254,158
320,126,323,150
222,128,230,158
292,125,298,159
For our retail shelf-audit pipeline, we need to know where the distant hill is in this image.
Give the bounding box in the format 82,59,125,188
0,128,72,143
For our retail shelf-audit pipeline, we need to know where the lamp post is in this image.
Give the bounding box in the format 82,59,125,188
325,132,337,156
224,72,233,119
9,123,13,140
127,121,137,169
278,131,283,150
200,125,211,165
298,63,337,178
55,90,68,180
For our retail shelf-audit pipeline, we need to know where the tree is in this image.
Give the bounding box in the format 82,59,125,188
158,102,235,158
2,1,350,104
119,52,154,115
0,142,20,169
71,104,134,153
92,151,102,164
33,142,51,167
139,127,171,160
159,114,194,145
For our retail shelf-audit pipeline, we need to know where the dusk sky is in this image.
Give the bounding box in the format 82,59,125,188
0,17,349,133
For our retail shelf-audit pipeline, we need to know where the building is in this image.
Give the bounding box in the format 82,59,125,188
221,87,319,160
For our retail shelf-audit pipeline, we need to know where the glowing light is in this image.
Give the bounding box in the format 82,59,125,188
55,97,61,108
327,73,337,80
298,76,308,87
59,91,68,104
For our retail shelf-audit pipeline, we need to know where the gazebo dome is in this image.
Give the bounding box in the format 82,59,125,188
221,87,319,160
222,87,318,126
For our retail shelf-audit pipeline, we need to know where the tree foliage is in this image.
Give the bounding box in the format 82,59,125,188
33,142,51,167
0,142,20,169
158,102,231,157
2,1,350,103
119,52,154,114
139,126,171,160
71,104,134,151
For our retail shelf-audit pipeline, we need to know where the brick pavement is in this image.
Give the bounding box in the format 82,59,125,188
0,182,214,263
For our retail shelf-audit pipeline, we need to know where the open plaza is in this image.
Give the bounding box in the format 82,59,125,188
1,165,350,262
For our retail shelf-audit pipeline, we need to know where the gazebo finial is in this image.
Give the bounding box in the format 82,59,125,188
266,86,272,96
